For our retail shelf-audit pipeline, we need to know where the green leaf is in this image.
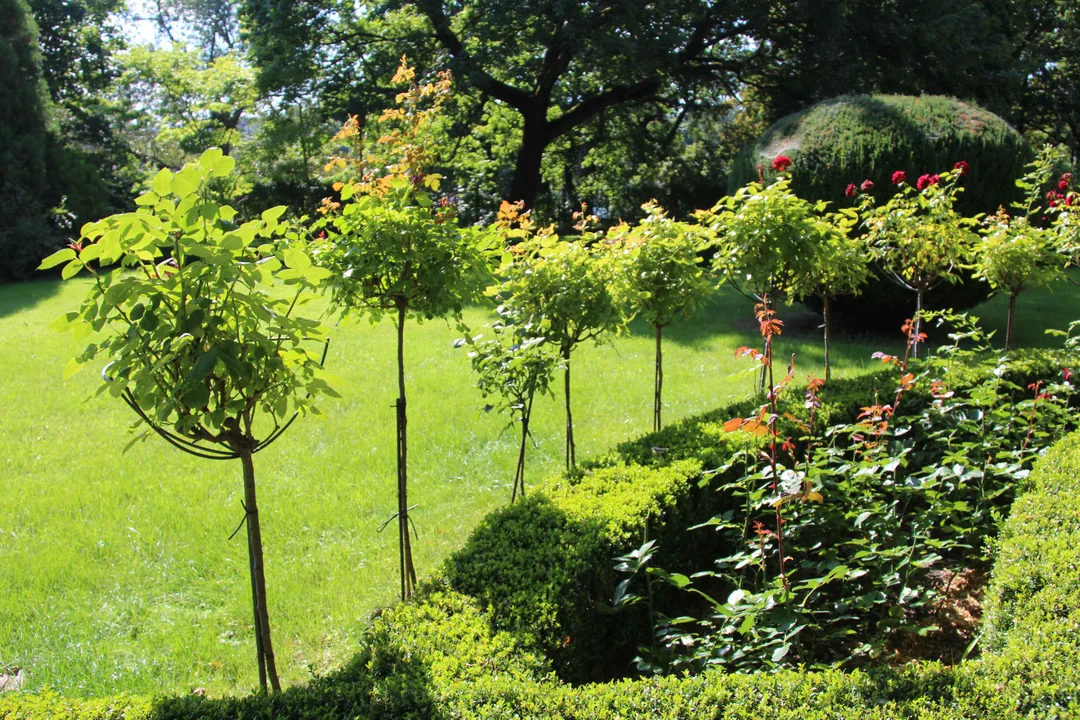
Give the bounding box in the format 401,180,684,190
151,168,173,196
262,206,287,225
49,312,79,332
61,259,85,280
211,156,235,177
199,148,224,169
134,192,158,206
63,357,84,379
38,248,76,270
187,348,220,382
172,167,202,197
284,248,312,270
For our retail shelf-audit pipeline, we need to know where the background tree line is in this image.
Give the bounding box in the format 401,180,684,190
3,0,1079,281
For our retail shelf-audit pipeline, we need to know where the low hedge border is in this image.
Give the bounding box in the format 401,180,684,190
3,350,1075,718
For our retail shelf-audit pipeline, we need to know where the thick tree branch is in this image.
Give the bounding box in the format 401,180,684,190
413,0,531,108
547,78,663,140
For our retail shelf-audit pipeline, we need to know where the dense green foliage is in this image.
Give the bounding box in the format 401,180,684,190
39,148,338,691
0,0,59,281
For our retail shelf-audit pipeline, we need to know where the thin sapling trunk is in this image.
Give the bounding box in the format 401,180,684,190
822,295,832,382
239,450,281,692
395,305,417,601
654,323,664,432
563,346,575,470
512,394,533,503
1006,292,1018,351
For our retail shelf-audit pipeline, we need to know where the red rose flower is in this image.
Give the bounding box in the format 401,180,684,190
1061,173,1073,190
860,179,875,192
845,183,858,198
953,161,970,176
891,170,907,185
916,174,940,191
772,155,792,172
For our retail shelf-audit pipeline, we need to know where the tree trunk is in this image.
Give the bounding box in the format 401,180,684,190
1006,292,1017,351
758,296,772,392
239,450,280,692
508,109,549,209
396,305,417,601
512,409,529,503
246,517,266,690
913,288,924,359
822,295,832,382
563,346,575,470
654,323,663,433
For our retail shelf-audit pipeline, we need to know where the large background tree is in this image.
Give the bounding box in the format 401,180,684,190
242,0,770,217
0,0,59,281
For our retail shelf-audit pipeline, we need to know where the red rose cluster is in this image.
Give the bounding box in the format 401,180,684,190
772,155,792,172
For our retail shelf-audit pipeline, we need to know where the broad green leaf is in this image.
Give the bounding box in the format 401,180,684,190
38,248,75,270
284,248,312,271
261,206,287,225
61,259,85,279
199,147,224,169
211,155,236,178
151,168,173,196
187,348,220,382
134,191,159,206
172,167,202,197
49,312,79,332
63,357,84,379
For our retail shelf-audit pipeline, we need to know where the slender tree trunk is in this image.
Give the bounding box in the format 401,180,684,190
653,323,663,433
758,296,772,392
822,295,832,382
563,346,575,470
239,450,280,692
246,519,266,690
913,288,924,359
395,305,417,600
1006,292,1018,351
512,408,530,503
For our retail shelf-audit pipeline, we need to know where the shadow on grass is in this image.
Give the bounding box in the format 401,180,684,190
0,280,61,320
150,645,447,720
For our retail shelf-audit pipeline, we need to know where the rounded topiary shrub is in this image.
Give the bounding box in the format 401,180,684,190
729,95,1032,329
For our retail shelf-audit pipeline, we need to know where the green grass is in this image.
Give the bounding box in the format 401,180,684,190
1,276,1077,698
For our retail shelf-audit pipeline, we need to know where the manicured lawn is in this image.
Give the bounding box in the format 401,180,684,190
0,276,1076,697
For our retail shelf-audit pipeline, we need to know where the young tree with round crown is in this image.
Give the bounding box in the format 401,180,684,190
39,148,337,693
605,201,714,431
490,201,624,469
312,61,497,600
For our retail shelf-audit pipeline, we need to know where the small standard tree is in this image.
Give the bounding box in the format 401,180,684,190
974,149,1073,350
39,149,336,693
491,202,623,469
697,174,834,387
313,64,496,600
460,315,559,502
607,202,714,431
861,167,977,353
798,208,870,380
